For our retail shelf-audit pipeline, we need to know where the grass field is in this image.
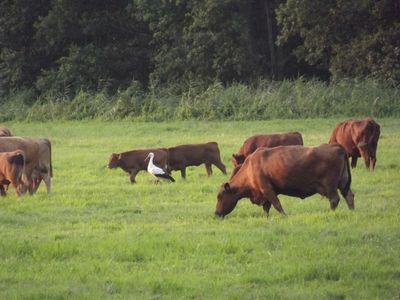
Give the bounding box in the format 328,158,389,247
0,119,399,299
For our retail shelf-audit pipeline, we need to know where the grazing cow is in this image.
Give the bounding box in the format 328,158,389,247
215,144,354,217
108,148,168,183
232,132,303,167
0,150,25,196
29,138,52,194
329,118,380,171
167,142,226,178
0,127,12,137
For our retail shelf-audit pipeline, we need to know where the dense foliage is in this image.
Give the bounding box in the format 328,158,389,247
1,0,399,115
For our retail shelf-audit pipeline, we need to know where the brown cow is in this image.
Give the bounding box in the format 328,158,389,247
329,118,380,171
0,127,12,137
108,148,168,183
167,142,226,178
232,132,303,167
0,137,41,192
215,144,354,217
0,150,25,196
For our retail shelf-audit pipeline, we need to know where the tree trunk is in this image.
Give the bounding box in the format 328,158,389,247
265,0,277,79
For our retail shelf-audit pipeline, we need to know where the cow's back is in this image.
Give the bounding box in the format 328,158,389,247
329,121,356,154
249,144,346,196
121,148,167,170
0,137,40,165
240,132,303,157
168,142,218,167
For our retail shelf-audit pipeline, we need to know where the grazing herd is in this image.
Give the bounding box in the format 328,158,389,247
0,118,380,219
107,118,380,217
0,128,52,197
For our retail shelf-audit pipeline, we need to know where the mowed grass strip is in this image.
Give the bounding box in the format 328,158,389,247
0,119,399,299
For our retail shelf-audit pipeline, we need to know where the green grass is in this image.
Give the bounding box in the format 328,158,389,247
0,118,399,299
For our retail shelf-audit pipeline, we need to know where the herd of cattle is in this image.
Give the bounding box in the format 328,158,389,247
0,118,380,218
0,128,52,196
107,118,380,217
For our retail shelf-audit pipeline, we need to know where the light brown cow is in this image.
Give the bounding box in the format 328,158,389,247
0,127,12,137
232,132,303,167
108,148,168,183
0,150,25,196
167,142,226,178
329,118,380,170
215,144,354,217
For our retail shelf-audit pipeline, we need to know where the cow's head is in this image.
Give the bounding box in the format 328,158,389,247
231,153,245,168
108,153,121,169
357,122,380,171
215,182,240,217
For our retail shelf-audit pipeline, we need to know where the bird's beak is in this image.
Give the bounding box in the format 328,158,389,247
144,155,150,162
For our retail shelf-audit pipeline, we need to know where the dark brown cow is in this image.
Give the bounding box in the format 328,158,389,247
232,132,303,167
0,150,25,196
167,142,226,178
108,148,168,183
215,144,354,217
0,127,12,137
329,118,380,171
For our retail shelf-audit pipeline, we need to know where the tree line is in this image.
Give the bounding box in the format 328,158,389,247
1,0,399,103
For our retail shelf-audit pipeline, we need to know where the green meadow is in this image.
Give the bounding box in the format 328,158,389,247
0,118,399,299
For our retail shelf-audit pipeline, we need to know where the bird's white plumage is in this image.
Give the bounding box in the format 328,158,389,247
145,152,175,182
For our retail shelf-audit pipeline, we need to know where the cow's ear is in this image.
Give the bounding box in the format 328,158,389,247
224,182,231,192
117,153,122,159
232,154,239,163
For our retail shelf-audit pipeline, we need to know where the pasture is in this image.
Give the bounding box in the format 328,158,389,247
0,119,399,299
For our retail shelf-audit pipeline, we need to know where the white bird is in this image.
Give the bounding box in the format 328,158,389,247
144,152,175,183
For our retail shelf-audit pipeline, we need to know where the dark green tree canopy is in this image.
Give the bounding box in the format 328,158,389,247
1,0,399,100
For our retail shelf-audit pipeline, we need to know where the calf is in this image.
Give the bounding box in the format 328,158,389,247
167,142,226,178
232,132,303,167
329,118,380,171
108,148,168,183
216,144,354,217
0,150,25,196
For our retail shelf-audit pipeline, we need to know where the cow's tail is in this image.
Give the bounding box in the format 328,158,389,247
45,138,53,177
340,147,352,197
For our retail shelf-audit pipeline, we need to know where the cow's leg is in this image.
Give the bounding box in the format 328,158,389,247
180,168,186,179
260,186,286,215
0,185,6,196
129,169,139,184
328,191,341,210
213,161,227,175
263,201,272,217
11,181,22,197
205,163,212,176
351,156,358,168
42,173,51,194
340,188,355,210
